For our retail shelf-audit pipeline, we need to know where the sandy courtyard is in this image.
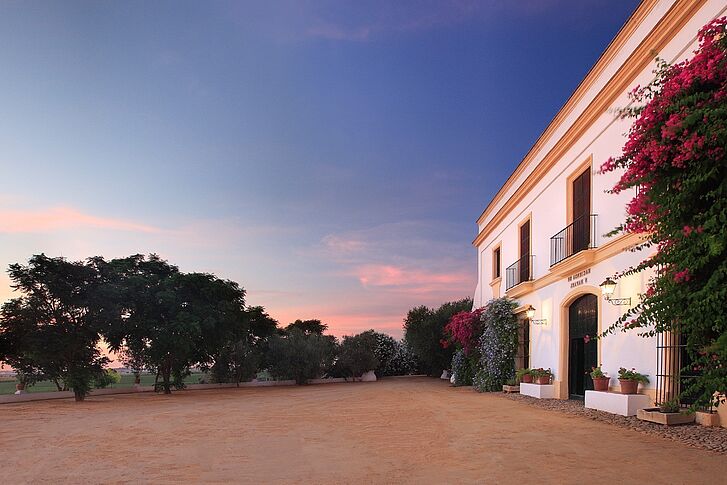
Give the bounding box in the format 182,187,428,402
2,377,725,484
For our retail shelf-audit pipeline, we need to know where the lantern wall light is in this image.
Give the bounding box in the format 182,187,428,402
524,305,547,325
599,277,631,306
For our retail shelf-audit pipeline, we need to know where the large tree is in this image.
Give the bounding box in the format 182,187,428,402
337,330,379,380
600,18,727,408
266,328,336,384
0,254,109,400
403,298,473,376
105,254,246,394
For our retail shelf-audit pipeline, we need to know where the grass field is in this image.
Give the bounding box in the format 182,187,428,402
0,373,207,394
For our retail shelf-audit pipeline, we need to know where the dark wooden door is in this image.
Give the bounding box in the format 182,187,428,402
516,317,530,370
568,294,598,399
519,220,530,283
571,169,591,253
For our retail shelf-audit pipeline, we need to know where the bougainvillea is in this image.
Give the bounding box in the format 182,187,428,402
442,308,484,355
474,298,519,392
600,18,727,408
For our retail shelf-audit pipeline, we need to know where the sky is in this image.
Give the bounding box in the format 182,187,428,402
0,0,640,339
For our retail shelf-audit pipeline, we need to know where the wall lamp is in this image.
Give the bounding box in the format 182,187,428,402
524,305,547,325
599,277,631,306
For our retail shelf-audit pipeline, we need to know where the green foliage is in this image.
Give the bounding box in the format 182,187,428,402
403,298,473,376
337,330,379,379
658,398,681,413
94,369,121,389
590,366,606,379
474,298,519,392
371,332,418,377
450,349,477,387
617,367,649,384
285,319,327,335
266,328,337,385
0,254,110,401
600,19,727,409
515,368,531,382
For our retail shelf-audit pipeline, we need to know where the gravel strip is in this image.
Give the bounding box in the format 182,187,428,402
497,392,727,454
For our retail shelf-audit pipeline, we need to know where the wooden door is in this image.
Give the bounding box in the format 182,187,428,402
519,220,530,283
568,294,598,399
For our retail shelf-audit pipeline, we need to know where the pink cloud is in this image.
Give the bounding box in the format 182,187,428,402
355,264,469,289
0,206,160,234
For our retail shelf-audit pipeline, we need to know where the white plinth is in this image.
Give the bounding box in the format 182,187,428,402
585,390,651,416
520,383,555,399
360,370,377,382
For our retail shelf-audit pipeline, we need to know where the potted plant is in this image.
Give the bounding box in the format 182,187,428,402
516,368,532,384
617,367,649,394
531,368,552,385
637,398,696,425
590,366,610,392
502,377,520,393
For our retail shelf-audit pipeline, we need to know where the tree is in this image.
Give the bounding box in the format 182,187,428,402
105,254,246,394
403,298,473,376
285,319,327,335
266,328,337,384
207,306,279,384
337,330,379,380
0,254,109,401
600,18,727,408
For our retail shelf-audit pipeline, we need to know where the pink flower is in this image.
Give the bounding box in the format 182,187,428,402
674,269,691,283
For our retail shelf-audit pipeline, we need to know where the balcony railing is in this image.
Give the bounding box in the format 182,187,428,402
506,254,534,290
550,214,598,266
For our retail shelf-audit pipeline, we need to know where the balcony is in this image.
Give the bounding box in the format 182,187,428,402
550,214,598,267
506,254,534,291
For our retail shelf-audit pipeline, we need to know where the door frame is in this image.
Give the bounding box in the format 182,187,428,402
557,285,603,399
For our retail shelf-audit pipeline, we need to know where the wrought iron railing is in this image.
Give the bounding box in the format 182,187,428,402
550,214,598,266
656,329,708,411
505,254,534,290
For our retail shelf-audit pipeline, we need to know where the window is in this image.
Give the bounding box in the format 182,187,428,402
493,247,501,279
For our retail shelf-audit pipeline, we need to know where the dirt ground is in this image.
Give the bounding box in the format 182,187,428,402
2,377,725,484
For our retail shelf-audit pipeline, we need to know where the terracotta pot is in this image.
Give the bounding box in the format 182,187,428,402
521,374,533,383
536,375,551,385
619,379,639,394
15,382,26,391
592,376,610,392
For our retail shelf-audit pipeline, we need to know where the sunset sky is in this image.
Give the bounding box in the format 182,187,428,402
0,0,639,338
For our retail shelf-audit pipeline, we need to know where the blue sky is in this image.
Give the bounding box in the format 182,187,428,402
0,0,639,337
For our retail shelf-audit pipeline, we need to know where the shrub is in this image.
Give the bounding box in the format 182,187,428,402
474,298,519,392
94,369,121,389
617,367,649,384
450,349,476,386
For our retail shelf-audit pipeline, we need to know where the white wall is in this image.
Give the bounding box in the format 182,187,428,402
473,0,727,391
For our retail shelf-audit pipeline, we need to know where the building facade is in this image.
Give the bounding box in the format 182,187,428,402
472,0,726,403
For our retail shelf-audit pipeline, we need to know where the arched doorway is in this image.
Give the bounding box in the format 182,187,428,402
568,294,598,399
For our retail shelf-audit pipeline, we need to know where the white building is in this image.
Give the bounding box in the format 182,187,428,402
472,0,726,404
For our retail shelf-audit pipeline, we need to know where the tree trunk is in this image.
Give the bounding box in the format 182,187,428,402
74,389,85,402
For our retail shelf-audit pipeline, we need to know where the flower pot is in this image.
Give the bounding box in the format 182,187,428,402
521,374,533,383
619,379,639,394
536,375,551,385
592,376,610,392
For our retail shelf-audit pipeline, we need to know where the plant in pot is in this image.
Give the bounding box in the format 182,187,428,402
531,368,552,385
590,366,610,392
617,367,649,394
516,368,532,384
